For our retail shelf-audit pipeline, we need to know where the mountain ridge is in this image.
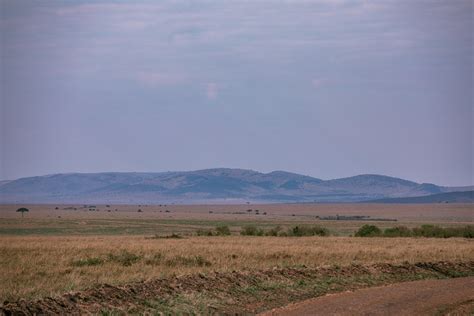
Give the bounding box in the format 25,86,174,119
366,190,474,203
0,168,472,204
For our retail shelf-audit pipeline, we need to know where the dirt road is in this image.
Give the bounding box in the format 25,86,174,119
261,277,474,316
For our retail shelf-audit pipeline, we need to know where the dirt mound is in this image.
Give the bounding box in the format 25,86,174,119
2,261,473,315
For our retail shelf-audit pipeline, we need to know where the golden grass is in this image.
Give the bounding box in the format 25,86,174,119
1,235,473,301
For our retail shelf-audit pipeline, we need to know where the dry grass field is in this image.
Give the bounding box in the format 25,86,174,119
0,203,473,312
1,235,473,301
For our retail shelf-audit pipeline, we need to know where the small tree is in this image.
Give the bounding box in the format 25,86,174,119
16,207,29,218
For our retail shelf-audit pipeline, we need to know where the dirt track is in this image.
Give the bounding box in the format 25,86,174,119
261,277,474,316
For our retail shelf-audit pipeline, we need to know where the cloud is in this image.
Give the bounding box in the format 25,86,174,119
206,82,218,99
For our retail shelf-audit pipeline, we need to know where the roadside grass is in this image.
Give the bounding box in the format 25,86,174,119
50,263,474,315
1,235,473,302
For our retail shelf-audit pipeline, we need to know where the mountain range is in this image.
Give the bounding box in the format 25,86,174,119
0,168,472,204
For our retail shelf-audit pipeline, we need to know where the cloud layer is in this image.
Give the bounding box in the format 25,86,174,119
1,0,472,185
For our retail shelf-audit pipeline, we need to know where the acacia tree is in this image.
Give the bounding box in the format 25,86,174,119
16,207,29,218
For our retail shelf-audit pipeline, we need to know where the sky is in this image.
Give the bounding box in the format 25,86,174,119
0,0,472,186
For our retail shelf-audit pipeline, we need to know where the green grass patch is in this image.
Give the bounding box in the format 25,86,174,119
107,251,142,266
71,257,104,267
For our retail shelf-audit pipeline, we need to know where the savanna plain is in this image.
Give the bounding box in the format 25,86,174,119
0,203,473,314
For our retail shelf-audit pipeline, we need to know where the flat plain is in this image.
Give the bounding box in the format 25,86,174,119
0,203,473,313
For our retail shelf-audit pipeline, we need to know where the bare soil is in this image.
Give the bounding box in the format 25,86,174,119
261,277,474,316
1,261,473,315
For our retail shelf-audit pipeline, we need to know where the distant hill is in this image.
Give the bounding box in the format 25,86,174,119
0,168,471,204
365,190,474,204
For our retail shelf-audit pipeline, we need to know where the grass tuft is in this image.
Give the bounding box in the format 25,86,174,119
71,257,104,267
107,251,142,266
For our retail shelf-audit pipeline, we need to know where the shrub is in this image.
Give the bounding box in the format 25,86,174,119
265,226,283,236
461,226,474,238
196,229,215,236
355,225,382,237
360,225,474,238
215,225,231,236
287,225,329,237
412,225,474,238
412,225,445,238
383,226,412,237
151,233,183,239
240,225,264,236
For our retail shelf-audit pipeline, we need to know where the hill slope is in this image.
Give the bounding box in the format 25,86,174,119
365,190,474,203
0,168,470,204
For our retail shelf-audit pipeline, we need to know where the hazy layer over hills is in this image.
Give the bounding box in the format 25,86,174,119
0,168,472,204
366,190,474,204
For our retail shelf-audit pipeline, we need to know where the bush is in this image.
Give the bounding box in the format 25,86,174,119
356,225,474,238
383,226,412,237
151,233,183,239
196,229,214,236
287,225,329,237
215,225,231,236
196,225,231,236
461,226,474,238
412,225,474,238
240,225,264,236
240,225,329,237
355,225,382,237
265,226,283,236
412,225,446,238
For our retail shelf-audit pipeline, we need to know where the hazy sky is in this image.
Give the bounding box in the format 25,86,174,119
1,0,472,186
